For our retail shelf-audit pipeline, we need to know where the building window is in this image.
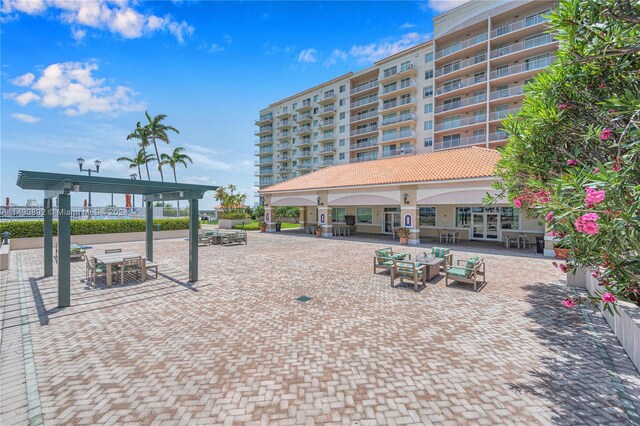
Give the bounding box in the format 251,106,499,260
424,103,433,114
313,157,318,164
339,125,345,133
424,52,433,63
501,207,520,230
340,84,346,93
340,98,346,106
339,138,345,146
424,70,433,80
424,137,433,147
423,85,433,97
332,207,346,223
424,120,432,130
356,207,372,224
292,103,297,110
340,112,346,119
419,207,436,226
455,207,471,227
313,95,319,102
339,152,345,160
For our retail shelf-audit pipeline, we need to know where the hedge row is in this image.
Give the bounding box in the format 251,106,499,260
0,218,192,239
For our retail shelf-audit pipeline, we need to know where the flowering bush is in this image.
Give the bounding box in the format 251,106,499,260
488,0,640,312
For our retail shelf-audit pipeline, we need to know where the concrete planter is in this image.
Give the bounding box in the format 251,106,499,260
9,229,189,250
0,242,9,270
218,219,252,229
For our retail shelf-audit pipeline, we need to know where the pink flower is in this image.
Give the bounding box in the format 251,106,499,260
558,103,568,110
563,298,576,308
593,167,600,173
549,230,556,237
545,211,555,222
574,213,600,234
585,187,605,205
567,159,578,166
613,164,621,172
591,270,599,278
559,263,569,273
582,213,600,222
600,128,612,141
513,197,522,208
582,221,600,234
602,292,617,303
599,82,606,89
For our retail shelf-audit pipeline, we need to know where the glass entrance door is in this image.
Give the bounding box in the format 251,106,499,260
472,213,485,239
383,212,400,234
471,209,501,240
486,212,498,240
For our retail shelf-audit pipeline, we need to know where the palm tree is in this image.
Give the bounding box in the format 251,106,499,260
126,122,153,180
117,149,156,179
144,111,179,182
159,147,193,215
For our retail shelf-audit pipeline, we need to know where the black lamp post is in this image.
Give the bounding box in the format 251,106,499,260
130,173,137,208
77,157,101,213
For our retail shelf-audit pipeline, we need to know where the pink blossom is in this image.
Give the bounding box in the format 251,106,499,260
582,221,600,234
585,187,606,205
549,230,556,237
513,197,522,208
600,128,612,141
599,82,606,89
582,213,600,222
593,167,600,173
574,213,600,234
558,103,568,110
545,211,555,222
591,270,599,278
602,292,617,303
563,298,577,308
567,159,578,166
613,164,621,172
559,263,569,273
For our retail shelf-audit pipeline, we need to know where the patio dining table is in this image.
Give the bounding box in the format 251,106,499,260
92,251,147,287
333,225,353,236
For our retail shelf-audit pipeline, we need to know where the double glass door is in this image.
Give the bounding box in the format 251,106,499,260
383,211,400,235
471,207,499,240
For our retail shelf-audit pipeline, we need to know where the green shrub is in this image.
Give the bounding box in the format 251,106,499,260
0,218,192,239
219,212,250,220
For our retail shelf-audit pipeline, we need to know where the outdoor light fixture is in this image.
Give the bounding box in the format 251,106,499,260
94,159,101,172
179,191,184,197
317,196,323,206
73,184,80,192
130,173,137,180
159,193,163,199
76,155,102,216
403,193,410,205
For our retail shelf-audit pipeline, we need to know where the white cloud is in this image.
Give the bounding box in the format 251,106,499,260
349,32,431,64
222,33,232,44
297,48,317,63
1,0,194,43
11,112,41,123
208,43,224,53
422,0,470,13
400,22,416,29
9,61,145,116
323,49,348,67
10,72,34,86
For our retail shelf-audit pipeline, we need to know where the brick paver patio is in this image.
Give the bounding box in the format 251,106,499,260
1,232,639,425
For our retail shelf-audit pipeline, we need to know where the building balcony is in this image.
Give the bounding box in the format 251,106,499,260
255,126,273,136
276,132,291,141
381,97,416,113
435,33,487,60
350,80,378,96
297,163,312,171
316,119,335,131
381,130,416,144
297,112,312,123
350,138,378,151
297,151,312,159
295,100,312,112
275,155,291,163
255,179,273,187
317,159,335,168
350,153,378,163
276,120,291,129
433,134,486,151
379,80,417,101
277,166,292,173
255,137,273,145
435,53,487,79
350,109,378,123
491,13,550,40
275,143,291,151
254,147,273,156
255,113,273,126
489,131,509,142
380,114,417,130
434,114,486,133
435,74,486,97
489,107,521,121
382,146,416,158
490,56,556,81
254,158,273,166
317,93,337,106
435,93,487,114
319,145,336,154
489,85,524,101
315,133,336,143
491,34,556,61
275,110,291,119
351,95,378,110
318,105,337,118
379,63,417,84
296,138,312,148
350,124,378,137
254,169,273,176
296,125,312,136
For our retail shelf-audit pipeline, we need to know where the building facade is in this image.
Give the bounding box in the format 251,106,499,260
255,0,556,198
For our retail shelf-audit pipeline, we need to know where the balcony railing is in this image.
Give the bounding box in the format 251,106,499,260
297,163,312,170
255,113,273,124
277,167,292,173
381,130,416,143
350,138,378,150
315,119,335,128
255,126,273,134
254,148,273,155
489,108,521,121
435,93,486,114
381,63,414,79
351,95,378,109
295,99,312,111
350,80,378,95
319,159,335,167
382,146,416,158
491,34,556,59
489,131,509,142
297,112,312,121
436,74,486,96
319,146,336,153
254,158,272,166
297,138,312,146
275,155,291,162
433,134,486,151
256,179,273,187
491,13,549,39
435,33,487,60
350,154,378,163
315,133,336,142
320,105,336,114
434,114,486,132
381,97,416,111
435,53,486,78
489,85,524,100
350,109,378,123
276,132,290,139
255,169,273,176
382,80,416,95
276,143,291,150
297,151,312,158
350,125,378,136
275,110,291,118
381,114,416,127
296,125,312,134
490,56,555,79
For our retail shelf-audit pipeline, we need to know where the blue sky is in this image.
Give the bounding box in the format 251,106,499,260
0,0,462,209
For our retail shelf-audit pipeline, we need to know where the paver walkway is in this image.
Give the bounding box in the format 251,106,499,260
1,233,639,425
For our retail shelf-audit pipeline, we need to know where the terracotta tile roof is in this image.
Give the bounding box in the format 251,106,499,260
260,147,500,193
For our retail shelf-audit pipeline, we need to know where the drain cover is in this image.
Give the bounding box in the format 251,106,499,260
295,295,312,302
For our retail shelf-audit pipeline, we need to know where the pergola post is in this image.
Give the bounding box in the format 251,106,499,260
189,198,198,282
57,193,71,308
43,198,53,277
146,201,153,263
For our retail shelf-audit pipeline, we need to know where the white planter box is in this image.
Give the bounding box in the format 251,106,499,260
218,219,252,229
586,270,640,371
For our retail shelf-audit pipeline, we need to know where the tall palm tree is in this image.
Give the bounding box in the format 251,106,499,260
159,147,193,215
144,111,179,182
126,122,153,180
117,149,156,180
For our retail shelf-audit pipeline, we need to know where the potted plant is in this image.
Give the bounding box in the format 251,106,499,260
397,227,410,245
315,224,322,237
258,220,267,233
553,241,570,259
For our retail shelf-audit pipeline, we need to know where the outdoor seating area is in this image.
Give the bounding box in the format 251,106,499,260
503,232,540,249
199,229,248,246
84,247,156,287
437,229,461,244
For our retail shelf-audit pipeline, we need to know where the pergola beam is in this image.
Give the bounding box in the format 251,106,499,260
142,190,206,202
57,192,71,308
146,201,153,263
189,199,198,282
43,198,53,277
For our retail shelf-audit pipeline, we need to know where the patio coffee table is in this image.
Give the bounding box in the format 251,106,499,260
93,251,147,287
416,255,443,281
